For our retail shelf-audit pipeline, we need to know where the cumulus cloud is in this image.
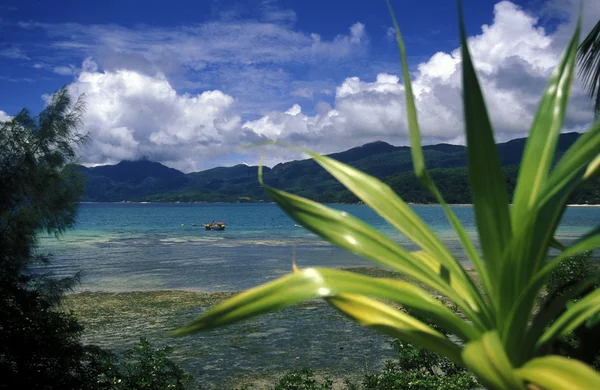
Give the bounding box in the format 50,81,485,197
243,1,597,157
243,74,409,152
0,110,11,122
543,0,600,52
21,16,368,115
62,1,597,171
68,60,264,172
289,80,338,100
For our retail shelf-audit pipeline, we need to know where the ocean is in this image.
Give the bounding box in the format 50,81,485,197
39,203,597,293
37,202,599,387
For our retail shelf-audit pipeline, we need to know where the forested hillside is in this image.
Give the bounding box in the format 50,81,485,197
78,132,600,204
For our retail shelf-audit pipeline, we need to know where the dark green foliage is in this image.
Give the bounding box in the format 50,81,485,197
577,20,600,118
392,340,463,376
62,339,196,390
111,338,194,390
361,367,477,390
0,89,196,389
349,308,476,389
546,251,597,296
78,133,598,204
0,89,86,273
142,187,243,203
235,368,333,390
568,178,600,204
544,251,600,369
84,160,185,184
0,283,104,389
78,160,189,201
359,341,478,390
238,336,478,390
269,368,333,390
0,88,92,389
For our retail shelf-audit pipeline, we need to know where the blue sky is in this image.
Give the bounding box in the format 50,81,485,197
0,0,598,171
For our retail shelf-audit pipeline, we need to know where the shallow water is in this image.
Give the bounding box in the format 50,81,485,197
67,290,396,389
42,202,598,387
38,203,597,292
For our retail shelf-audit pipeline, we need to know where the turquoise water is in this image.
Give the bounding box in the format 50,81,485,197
35,203,599,386
39,203,598,292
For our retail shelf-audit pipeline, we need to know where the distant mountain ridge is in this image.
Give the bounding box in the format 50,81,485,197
77,132,599,204
80,159,185,184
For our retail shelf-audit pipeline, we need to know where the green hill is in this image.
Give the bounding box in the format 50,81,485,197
78,132,599,204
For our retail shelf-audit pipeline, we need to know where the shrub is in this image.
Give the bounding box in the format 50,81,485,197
270,368,333,390
543,250,600,369
359,339,478,390
81,338,195,390
546,250,596,296
117,338,194,390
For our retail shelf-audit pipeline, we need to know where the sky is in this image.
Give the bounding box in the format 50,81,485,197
0,0,599,172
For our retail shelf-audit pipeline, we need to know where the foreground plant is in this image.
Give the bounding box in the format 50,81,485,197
174,3,600,389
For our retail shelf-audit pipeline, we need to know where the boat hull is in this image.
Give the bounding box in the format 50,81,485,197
205,223,225,230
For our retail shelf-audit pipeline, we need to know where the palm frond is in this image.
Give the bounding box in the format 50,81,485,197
577,20,600,118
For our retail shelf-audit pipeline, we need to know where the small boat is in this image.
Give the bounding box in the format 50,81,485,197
205,222,226,230
213,222,226,230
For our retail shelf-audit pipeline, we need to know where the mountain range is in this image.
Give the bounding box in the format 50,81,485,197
77,132,599,204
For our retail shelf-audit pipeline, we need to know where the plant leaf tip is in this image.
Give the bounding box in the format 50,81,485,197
292,245,300,273
258,155,265,185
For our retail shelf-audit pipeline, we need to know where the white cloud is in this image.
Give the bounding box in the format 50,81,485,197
58,1,598,171
288,79,338,102
543,0,600,51
81,57,98,72
53,65,76,75
52,59,95,76
386,26,396,41
259,0,297,24
291,88,314,99
0,110,11,122
23,17,368,115
0,76,34,83
349,22,366,44
26,19,367,72
68,60,265,172
242,1,597,159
